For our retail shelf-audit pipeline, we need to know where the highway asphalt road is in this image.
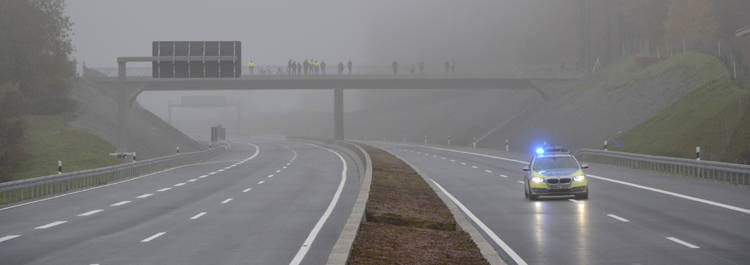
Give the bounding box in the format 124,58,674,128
367,141,750,265
0,138,358,265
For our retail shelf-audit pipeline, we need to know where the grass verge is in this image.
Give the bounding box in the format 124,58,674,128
612,52,749,160
9,113,118,181
348,145,488,264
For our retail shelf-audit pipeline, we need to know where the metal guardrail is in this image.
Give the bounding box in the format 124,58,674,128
574,149,750,187
0,146,228,206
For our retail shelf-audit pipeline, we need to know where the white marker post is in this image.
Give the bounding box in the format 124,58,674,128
424,135,427,144
448,135,451,145
696,146,701,160
506,139,509,152
473,137,477,148
209,142,211,149
177,146,180,154
133,152,137,162
604,140,608,151
58,161,62,174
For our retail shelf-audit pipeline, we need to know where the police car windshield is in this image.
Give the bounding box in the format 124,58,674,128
533,157,578,171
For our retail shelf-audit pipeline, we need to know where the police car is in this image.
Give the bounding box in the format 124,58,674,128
523,146,588,200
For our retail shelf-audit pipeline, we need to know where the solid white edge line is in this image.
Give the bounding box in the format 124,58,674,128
430,179,527,265
78,209,104,216
392,143,750,216
35,221,67,229
191,212,207,220
0,235,20,243
587,174,750,215
221,198,233,204
666,237,700,248
607,214,630,222
136,194,153,198
141,232,166,242
289,145,348,265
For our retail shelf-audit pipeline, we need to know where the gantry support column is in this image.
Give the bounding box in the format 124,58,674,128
117,62,127,152
334,86,344,140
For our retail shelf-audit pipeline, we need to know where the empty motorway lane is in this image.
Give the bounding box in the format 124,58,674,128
0,138,358,265
368,141,750,265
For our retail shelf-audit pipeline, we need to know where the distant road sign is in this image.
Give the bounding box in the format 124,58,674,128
613,141,624,147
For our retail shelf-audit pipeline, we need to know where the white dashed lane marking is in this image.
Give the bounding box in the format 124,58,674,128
472,166,478,169
243,188,251,192
157,188,171,192
174,183,186,187
607,214,630,222
141,232,166,242
221,198,233,204
461,162,467,165
111,201,131,206
35,221,67,229
666,237,700,248
188,179,197,182
276,170,281,173
485,170,493,173
258,181,265,184
500,175,508,178
568,199,583,205
78,210,103,216
517,181,524,184
136,194,152,198
268,175,274,178
450,160,455,162
0,235,20,243
198,175,208,178
191,212,207,220
283,166,287,169
208,172,217,175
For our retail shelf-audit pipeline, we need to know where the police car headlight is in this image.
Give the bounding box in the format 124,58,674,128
574,176,585,182
531,177,545,183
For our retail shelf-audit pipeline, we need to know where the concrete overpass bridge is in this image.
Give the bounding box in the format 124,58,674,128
86,60,585,153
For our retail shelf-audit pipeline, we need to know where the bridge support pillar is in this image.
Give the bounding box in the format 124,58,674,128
334,87,344,140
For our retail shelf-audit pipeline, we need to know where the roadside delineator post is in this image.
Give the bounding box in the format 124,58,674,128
448,135,451,145
133,152,137,162
58,161,62,175
696,146,701,160
604,140,608,151
473,137,477,148
209,142,211,149
506,139,509,152
177,146,180,154
424,135,427,144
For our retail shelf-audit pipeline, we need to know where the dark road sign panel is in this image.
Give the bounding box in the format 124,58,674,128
152,41,241,78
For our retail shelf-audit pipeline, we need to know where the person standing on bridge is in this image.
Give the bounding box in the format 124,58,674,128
338,62,344,74
248,61,254,75
392,60,398,74
297,61,302,75
445,61,450,73
303,59,309,75
419,61,425,74
347,60,352,74
321,60,327,75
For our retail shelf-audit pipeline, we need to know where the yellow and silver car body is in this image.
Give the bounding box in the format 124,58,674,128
523,152,589,200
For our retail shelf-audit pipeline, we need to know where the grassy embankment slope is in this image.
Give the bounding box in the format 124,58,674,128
10,113,117,181
585,52,749,161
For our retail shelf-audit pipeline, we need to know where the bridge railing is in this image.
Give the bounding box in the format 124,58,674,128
0,146,228,206
83,64,588,78
574,149,750,187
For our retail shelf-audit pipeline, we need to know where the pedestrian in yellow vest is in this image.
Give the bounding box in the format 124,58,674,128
248,61,255,75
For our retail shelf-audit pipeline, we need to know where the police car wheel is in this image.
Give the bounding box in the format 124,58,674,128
524,184,530,199
575,189,589,200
